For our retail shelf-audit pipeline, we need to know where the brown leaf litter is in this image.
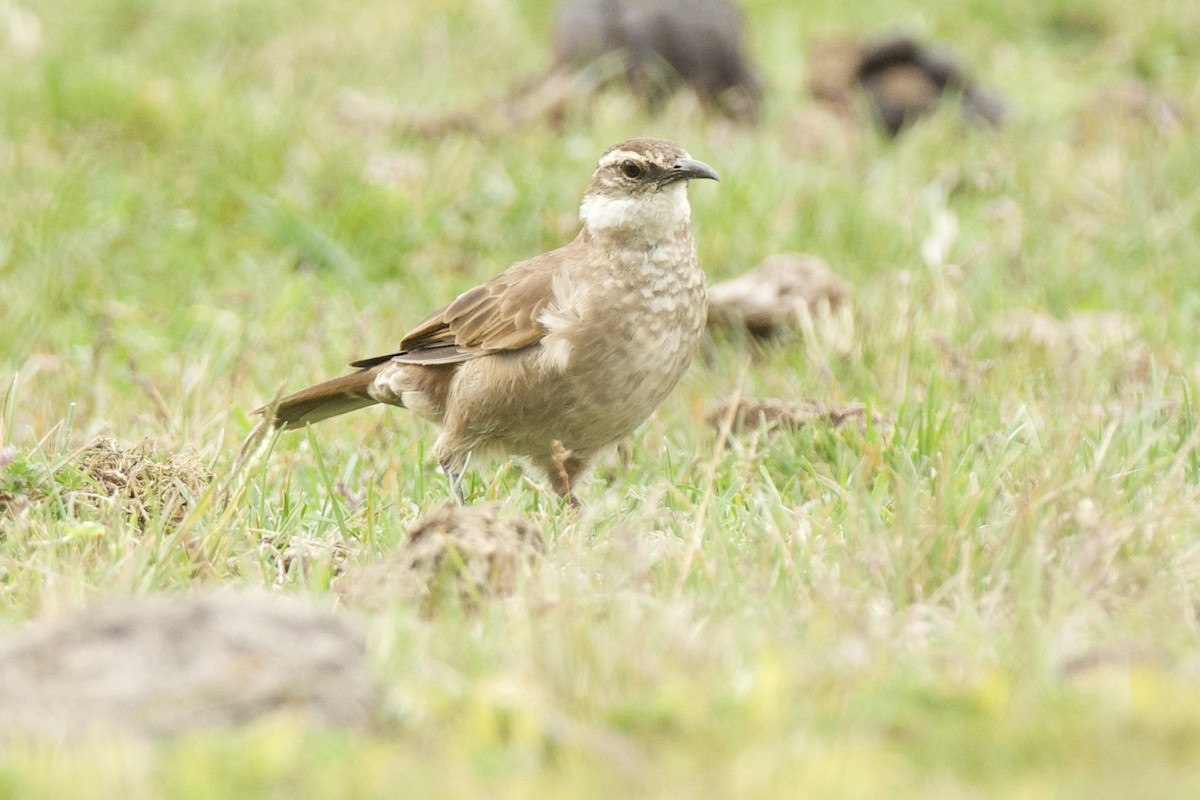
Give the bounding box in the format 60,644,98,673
712,397,894,438
335,503,544,613
0,591,377,738
707,253,854,338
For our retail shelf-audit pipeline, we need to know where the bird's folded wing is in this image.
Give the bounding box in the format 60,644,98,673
348,255,560,369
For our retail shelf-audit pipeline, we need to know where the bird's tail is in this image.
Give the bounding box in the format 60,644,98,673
260,367,384,430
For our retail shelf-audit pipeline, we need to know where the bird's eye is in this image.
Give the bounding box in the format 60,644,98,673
620,160,642,179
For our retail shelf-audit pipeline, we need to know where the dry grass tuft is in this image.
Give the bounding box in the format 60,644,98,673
260,532,354,587
2,437,213,526
995,309,1137,352
62,437,212,527
993,309,1154,386
1076,80,1186,142
711,396,894,438
61,436,212,527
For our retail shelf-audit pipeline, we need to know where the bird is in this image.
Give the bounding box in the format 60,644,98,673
259,138,718,504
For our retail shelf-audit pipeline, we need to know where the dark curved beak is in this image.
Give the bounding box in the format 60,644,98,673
661,157,720,186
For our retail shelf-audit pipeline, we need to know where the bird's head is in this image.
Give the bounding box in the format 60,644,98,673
580,138,719,237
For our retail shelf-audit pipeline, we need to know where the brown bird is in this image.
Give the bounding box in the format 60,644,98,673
260,138,718,503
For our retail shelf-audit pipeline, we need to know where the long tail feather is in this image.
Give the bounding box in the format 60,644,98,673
260,368,383,429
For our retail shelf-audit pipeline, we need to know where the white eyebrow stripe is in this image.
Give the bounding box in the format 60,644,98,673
598,150,647,167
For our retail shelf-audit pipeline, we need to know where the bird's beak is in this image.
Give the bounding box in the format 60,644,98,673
662,157,720,186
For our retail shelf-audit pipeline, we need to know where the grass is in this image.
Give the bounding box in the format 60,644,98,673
3,0,1200,795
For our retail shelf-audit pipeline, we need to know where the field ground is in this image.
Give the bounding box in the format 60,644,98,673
3,0,1200,796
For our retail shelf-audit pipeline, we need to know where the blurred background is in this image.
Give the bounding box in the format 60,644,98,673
1,2,1200,795
3,0,1196,444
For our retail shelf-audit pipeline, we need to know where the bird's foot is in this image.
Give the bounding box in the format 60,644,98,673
440,457,466,505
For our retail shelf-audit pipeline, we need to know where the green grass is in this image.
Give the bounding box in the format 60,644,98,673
3,0,1200,795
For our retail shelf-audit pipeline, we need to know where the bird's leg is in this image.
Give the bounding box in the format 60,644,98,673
439,456,466,505
541,443,588,508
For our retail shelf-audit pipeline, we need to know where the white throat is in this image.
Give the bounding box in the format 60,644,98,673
579,183,692,239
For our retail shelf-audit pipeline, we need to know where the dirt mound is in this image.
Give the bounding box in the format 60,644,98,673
0,591,376,738
336,503,544,613
708,253,854,338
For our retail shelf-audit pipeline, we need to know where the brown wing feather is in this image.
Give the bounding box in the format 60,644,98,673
401,285,491,352
348,281,536,369
349,238,584,369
